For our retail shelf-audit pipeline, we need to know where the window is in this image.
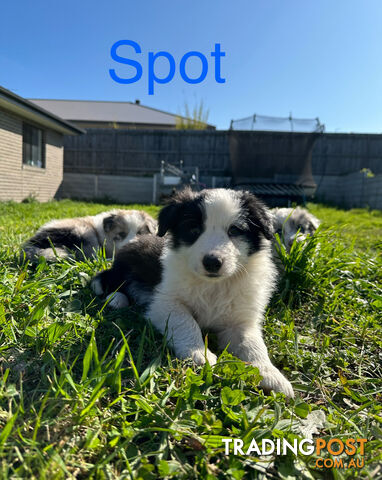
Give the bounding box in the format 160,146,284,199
23,123,45,168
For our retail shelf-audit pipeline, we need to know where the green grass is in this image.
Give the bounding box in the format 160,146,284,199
0,200,381,479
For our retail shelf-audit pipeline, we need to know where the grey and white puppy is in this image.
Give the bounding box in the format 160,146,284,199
271,207,320,252
21,209,157,262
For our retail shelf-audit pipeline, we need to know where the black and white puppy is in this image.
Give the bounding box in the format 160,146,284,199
22,209,157,262
92,189,294,397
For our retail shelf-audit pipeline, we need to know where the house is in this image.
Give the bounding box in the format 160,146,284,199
28,99,215,130
0,86,83,202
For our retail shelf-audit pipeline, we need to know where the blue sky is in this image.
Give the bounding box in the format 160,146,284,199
1,0,382,132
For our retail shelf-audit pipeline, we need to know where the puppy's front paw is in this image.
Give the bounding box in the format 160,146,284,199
257,364,294,398
106,292,130,309
189,349,217,366
91,276,104,296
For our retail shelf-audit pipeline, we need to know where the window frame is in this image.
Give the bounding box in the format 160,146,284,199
22,122,46,169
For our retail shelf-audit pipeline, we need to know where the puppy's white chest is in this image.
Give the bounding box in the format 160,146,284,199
181,279,248,330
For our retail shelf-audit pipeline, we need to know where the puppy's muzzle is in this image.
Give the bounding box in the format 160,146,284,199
288,233,307,250
203,254,223,275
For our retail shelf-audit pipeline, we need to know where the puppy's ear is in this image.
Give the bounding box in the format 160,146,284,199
241,192,274,240
103,214,117,233
158,188,198,237
310,217,321,231
157,203,180,237
147,217,158,235
137,213,157,235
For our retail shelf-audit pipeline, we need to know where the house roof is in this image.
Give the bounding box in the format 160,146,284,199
0,86,84,135
28,98,215,128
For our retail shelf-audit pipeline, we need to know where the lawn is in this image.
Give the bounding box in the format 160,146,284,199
0,199,381,479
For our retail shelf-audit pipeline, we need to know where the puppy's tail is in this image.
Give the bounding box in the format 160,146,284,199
20,243,69,263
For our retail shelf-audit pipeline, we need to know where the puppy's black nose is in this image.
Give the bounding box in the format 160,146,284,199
203,254,223,273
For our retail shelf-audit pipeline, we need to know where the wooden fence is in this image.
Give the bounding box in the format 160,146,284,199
312,133,382,175
62,129,382,208
64,129,382,177
63,130,230,176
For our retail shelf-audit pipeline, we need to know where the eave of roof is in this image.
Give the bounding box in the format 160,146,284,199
28,98,215,128
0,86,85,135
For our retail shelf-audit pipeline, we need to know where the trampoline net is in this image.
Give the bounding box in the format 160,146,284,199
229,130,320,188
230,114,324,133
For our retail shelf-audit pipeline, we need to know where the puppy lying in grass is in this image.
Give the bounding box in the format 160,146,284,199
271,207,320,252
92,188,294,398
21,209,157,262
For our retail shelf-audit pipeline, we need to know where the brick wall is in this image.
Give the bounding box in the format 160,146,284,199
0,109,64,202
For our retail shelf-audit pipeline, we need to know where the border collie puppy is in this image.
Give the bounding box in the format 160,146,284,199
21,209,157,262
92,189,294,397
271,207,320,252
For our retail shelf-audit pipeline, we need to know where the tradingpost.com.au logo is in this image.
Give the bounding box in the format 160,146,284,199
222,437,367,470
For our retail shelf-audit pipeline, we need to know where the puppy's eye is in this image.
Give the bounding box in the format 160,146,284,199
137,226,150,235
228,225,244,237
115,232,127,240
188,226,202,237
297,224,305,233
179,220,202,242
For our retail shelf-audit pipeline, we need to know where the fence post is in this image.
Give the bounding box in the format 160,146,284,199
152,174,158,204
